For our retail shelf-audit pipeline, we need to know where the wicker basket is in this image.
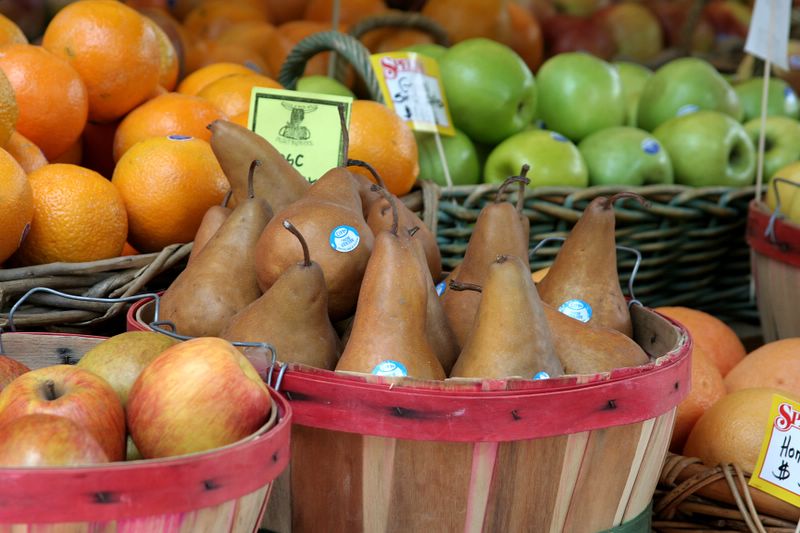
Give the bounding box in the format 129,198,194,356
0,243,192,330
652,453,800,532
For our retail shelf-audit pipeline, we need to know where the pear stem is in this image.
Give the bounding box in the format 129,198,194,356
605,192,649,209
247,160,262,200
347,158,387,189
516,164,529,214
495,255,509,264
408,226,420,237
339,106,349,159
282,219,311,267
448,280,483,293
496,174,531,204
370,184,399,236
221,189,233,208
43,379,57,401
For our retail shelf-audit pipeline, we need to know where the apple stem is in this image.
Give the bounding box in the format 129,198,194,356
496,173,531,204
347,158,387,189
605,192,649,209
247,160,262,200
448,280,483,293
221,189,233,208
282,219,311,267
43,379,57,401
370,184,399,236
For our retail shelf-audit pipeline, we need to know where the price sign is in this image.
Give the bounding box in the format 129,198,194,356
749,394,800,508
744,0,791,70
248,87,352,182
371,52,455,136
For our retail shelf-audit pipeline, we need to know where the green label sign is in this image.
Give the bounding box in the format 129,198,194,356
248,87,352,182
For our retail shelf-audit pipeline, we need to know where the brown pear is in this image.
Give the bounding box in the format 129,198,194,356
253,166,374,321
160,161,273,337
409,228,459,374
207,119,310,211
220,220,341,370
537,193,644,338
188,190,232,264
543,303,649,374
349,159,443,281
449,255,564,380
335,190,445,380
441,171,531,348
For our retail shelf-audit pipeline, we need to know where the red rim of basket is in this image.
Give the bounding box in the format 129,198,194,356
0,358,292,525
747,199,800,268
127,299,691,443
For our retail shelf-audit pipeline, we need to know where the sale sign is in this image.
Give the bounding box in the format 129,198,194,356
749,394,800,508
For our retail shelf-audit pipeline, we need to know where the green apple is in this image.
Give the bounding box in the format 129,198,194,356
653,110,755,187
295,75,355,98
579,126,673,186
439,38,537,145
636,57,743,131
734,78,800,122
766,161,800,224
416,128,480,186
484,129,589,188
402,43,448,62
536,52,625,141
744,116,800,180
614,61,652,126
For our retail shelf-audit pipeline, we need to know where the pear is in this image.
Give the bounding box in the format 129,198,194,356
254,166,374,321
77,331,179,407
188,190,232,264
336,188,445,380
537,192,645,337
207,119,310,211
543,304,649,374
160,160,273,337
449,255,564,380
220,220,342,370
441,170,531,348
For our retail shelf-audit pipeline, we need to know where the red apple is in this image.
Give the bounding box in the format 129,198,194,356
544,13,617,60
0,413,109,467
646,0,715,53
703,0,751,39
0,355,29,393
498,2,545,72
553,0,609,16
126,337,272,459
0,365,126,461
593,3,664,62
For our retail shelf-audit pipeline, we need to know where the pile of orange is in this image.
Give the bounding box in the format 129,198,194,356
656,306,800,474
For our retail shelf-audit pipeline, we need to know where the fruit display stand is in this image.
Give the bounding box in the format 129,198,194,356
0,330,291,532
128,297,690,533
278,30,758,325
652,453,800,532
746,189,800,342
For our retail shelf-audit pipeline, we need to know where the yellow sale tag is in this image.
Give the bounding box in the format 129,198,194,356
370,52,455,136
248,87,352,182
749,394,800,507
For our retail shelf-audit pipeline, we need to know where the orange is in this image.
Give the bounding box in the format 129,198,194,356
196,72,281,117
51,138,83,165
0,147,33,264
303,0,385,25
112,135,228,252
144,16,180,91
669,346,727,452
264,20,344,81
724,338,800,397
655,306,746,376
0,68,17,148
42,0,161,123
113,92,225,161
183,1,269,41
500,2,544,72
0,13,27,47
186,40,270,75
422,0,509,43
138,7,192,80
177,62,259,95
5,131,47,173
12,163,128,265
684,387,800,473
347,100,419,196
215,21,277,66
80,120,119,179
265,0,309,24
120,242,140,256
230,111,250,127
0,44,88,161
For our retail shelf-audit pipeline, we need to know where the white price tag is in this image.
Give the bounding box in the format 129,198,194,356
744,0,791,69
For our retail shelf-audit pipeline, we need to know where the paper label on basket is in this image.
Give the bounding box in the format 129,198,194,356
744,0,791,70
558,299,592,323
248,87,352,182
371,52,455,136
748,394,800,507
329,225,360,253
372,360,409,377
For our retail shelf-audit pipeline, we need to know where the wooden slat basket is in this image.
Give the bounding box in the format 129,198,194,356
0,331,291,532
